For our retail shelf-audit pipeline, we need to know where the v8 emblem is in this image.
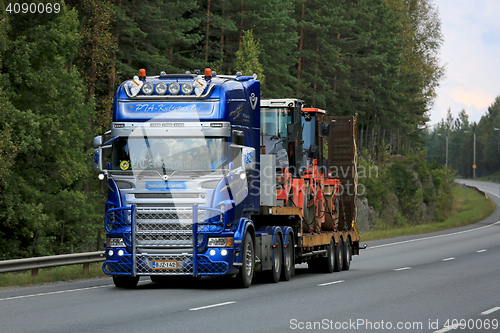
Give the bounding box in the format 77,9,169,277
250,93,258,110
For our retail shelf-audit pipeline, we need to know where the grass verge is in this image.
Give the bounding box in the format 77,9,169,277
360,184,496,242
0,262,107,289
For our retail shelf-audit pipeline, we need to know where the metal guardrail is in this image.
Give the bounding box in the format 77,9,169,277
0,251,105,276
458,183,488,198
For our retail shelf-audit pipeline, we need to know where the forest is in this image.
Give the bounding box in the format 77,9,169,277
0,0,445,259
427,97,500,180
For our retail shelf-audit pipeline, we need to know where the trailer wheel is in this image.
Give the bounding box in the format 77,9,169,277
324,238,335,273
334,239,343,272
113,275,139,289
238,232,254,288
269,236,282,283
342,238,351,271
281,236,293,281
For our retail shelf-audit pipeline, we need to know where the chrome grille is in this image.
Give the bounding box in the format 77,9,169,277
134,208,224,249
136,208,194,248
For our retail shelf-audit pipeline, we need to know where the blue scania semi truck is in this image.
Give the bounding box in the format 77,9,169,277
93,68,361,288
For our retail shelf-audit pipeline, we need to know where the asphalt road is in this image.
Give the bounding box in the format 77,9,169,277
1,180,499,333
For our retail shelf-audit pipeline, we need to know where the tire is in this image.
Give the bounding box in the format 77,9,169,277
238,232,255,288
113,275,139,288
342,238,351,271
281,236,293,281
324,238,335,273
269,236,283,283
334,239,343,272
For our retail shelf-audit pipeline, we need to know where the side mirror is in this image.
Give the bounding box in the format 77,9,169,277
321,122,331,136
93,136,103,148
241,147,256,171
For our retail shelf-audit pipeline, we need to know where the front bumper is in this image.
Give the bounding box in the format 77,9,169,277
103,252,236,276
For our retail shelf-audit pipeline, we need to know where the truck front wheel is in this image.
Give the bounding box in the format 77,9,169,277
113,275,139,289
239,233,254,288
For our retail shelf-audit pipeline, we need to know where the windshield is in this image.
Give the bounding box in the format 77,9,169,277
261,108,290,138
111,137,228,172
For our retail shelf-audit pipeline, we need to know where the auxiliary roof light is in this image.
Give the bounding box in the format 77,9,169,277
205,68,212,80
168,82,180,95
142,82,154,95
155,82,167,95
139,69,146,80
181,82,193,95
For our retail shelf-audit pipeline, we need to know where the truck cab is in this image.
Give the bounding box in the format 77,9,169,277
94,69,260,288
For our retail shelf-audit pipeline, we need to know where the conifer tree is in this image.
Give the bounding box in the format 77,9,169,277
234,29,265,83
0,5,98,257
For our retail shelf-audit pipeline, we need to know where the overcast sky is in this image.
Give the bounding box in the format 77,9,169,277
429,0,500,126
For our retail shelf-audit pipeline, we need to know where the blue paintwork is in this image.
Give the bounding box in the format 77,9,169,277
106,179,121,208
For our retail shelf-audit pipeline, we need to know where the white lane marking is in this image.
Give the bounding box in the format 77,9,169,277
0,284,112,301
477,249,487,253
189,301,236,311
367,221,500,250
442,257,455,261
394,267,411,271
481,306,500,315
434,323,460,333
318,280,345,287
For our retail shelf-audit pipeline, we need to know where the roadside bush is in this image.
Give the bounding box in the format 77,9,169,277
358,152,455,229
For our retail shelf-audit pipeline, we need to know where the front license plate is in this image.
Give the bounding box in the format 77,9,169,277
151,260,178,270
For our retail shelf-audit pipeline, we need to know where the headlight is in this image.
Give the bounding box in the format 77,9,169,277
142,82,154,95
155,82,167,95
107,238,125,247
208,237,233,247
168,82,180,95
181,82,193,95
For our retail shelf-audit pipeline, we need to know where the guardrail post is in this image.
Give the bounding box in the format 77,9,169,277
31,269,38,277
83,263,89,271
